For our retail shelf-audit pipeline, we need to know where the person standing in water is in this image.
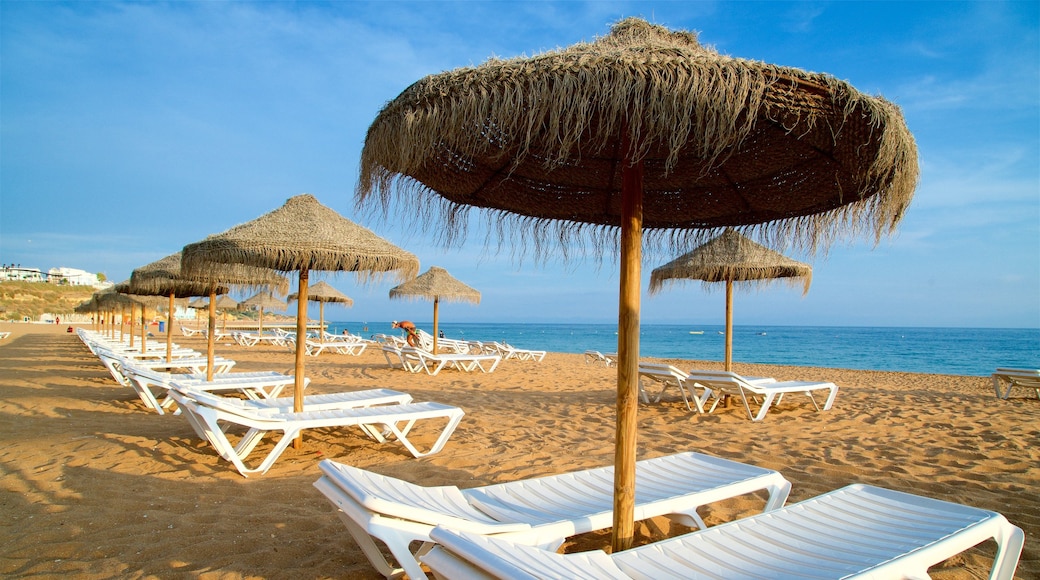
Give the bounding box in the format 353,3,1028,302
391,320,419,347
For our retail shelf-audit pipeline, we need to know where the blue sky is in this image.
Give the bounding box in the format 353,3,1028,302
2,1,1037,328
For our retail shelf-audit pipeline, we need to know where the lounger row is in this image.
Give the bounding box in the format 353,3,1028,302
78,329,466,475
314,452,1024,580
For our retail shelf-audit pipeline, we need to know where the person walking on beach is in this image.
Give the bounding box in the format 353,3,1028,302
391,320,420,347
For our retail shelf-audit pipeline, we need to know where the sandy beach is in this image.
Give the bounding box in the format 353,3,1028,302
0,321,1035,579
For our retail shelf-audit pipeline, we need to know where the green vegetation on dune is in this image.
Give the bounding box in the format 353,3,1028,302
0,281,96,321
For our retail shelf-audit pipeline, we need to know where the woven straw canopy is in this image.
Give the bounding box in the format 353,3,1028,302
650,229,811,370
649,229,812,295
288,281,353,306
180,194,419,282
358,18,918,255
129,253,225,298
240,291,287,311
195,295,240,310
389,266,481,304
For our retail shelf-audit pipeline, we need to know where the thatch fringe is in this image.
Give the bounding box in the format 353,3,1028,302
129,252,286,297
356,18,918,262
182,195,419,284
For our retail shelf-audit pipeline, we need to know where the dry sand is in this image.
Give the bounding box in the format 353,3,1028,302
0,321,1036,579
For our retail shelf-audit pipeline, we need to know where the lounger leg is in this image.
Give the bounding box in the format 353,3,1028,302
387,411,463,458
992,522,1025,580
314,477,433,580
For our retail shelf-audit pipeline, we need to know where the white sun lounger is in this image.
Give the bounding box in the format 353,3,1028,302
179,324,203,337
992,368,1040,400
686,369,838,421
168,388,464,477
0,331,11,340
487,342,547,362
120,364,311,414
398,346,502,375
583,350,615,367
422,483,1024,580
313,451,791,580
304,338,369,356
637,363,716,413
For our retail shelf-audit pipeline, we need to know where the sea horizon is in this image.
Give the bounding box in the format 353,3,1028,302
328,321,1039,378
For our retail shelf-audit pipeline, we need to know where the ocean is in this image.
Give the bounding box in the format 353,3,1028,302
327,321,1039,378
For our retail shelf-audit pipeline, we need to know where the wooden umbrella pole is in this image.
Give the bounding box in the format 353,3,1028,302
207,288,217,382
128,303,135,348
119,307,126,342
293,268,309,449
140,302,147,354
612,156,643,553
319,301,325,338
725,279,734,372
258,307,263,333
166,292,175,363
433,297,440,353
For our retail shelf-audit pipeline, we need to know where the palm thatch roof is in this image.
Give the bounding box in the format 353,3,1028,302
649,229,812,295
288,281,353,305
129,252,286,297
389,266,481,304
357,17,918,257
181,194,420,282
239,291,287,311
194,295,240,310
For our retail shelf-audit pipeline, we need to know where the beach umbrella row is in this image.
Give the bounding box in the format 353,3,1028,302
181,194,419,448
128,252,286,375
355,17,918,550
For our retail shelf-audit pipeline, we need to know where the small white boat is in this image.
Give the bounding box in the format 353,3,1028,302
689,330,704,335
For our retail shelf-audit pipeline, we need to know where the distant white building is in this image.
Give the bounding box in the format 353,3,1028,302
1,266,45,282
47,267,100,287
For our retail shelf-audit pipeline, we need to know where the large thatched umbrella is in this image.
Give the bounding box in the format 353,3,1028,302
650,229,812,371
181,194,420,447
130,252,284,371
287,281,353,338
355,18,918,550
239,291,287,333
388,266,480,352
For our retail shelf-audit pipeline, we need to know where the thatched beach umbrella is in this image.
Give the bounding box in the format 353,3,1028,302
239,291,287,333
356,18,918,550
197,295,239,334
130,252,284,372
181,194,420,447
287,281,353,338
650,229,812,371
388,266,480,352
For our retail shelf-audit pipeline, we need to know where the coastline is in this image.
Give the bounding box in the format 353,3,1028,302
1,322,1036,578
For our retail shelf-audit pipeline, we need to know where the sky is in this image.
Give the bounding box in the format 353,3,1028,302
1,1,1037,329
